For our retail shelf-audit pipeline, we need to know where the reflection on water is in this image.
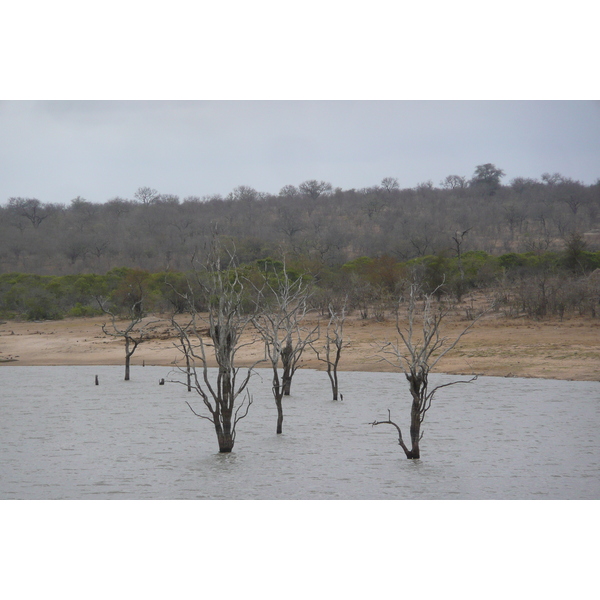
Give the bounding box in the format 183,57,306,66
1,366,598,499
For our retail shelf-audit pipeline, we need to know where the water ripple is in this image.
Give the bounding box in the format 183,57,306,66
1,365,599,499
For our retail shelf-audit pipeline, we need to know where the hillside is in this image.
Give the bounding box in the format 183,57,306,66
2,172,599,275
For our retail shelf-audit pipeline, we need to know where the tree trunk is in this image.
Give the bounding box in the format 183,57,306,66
125,351,131,381
329,374,339,400
282,375,292,396
407,402,421,459
276,397,283,434
282,339,293,396
124,336,138,381
215,413,234,453
327,366,339,400
216,430,234,453
272,367,285,434
186,353,192,392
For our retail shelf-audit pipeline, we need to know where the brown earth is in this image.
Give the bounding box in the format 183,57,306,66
1,311,598,381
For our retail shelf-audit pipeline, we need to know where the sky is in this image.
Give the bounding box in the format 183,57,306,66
1,100,599,204
2,2,599,206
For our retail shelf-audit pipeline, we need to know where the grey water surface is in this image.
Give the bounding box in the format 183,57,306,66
1,366,598,499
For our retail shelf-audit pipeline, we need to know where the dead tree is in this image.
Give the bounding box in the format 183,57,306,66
310,300,349,401
170,317,194,393
251,261,318,434
451,227,472,301
170,244,262,453
96,296,156,381
371,284,485,459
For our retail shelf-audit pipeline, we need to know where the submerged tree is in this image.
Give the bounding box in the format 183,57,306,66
311,300,349,401
96,288,157,381
251,260,318,434
170,243,261,453
371,284,485,459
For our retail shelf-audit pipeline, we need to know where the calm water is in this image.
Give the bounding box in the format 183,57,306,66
1,365,598,499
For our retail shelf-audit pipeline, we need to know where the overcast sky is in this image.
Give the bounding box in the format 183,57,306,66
1,100,599,204
3,4,598,206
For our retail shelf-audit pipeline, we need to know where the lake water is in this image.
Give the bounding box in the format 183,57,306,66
1,365,599,499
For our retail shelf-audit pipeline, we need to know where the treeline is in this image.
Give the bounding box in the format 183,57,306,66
2,245,599,322
1,166,599,276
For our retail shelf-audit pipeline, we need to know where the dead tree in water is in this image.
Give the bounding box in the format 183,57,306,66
170,243,262,453
310,300,349,401
251,261,318,434
371,284,485,459
175,325,193,392
96,296,156,381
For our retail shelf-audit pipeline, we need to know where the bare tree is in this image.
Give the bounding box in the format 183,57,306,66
563,194,584,216
370,284,485,459
175,318,194,393
134,187,159,206
278,184,299,197
251,261,318,434
361,193,388,220
310,300,349,401
440,175,467,190
452,227,472,300
8,197,53,229
170,243,262,453
228,185,259,202
410,234,433,257
96,295,157,381
299,180,332,199
541,172,566,186
380,177,400,194
276,205,305,241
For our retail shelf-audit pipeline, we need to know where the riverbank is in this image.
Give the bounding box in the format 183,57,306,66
1,312,599,381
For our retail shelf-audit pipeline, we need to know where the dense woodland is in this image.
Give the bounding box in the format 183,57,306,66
1,165,600,321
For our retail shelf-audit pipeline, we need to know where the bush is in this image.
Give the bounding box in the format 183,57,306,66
67,302,102,317
24,290,63,321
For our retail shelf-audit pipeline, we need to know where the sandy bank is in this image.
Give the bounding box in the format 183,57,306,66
1,313,599,381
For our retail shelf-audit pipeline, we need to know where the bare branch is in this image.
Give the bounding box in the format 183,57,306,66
370,409,412,456
250,256,318,430
374,282,485,459
185,400,214,423
168,235,262,452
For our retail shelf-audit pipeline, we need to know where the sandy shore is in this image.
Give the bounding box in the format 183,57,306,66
1,312,599,381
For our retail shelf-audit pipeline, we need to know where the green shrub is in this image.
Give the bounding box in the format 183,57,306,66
67,302,102,317
24,290,63,321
